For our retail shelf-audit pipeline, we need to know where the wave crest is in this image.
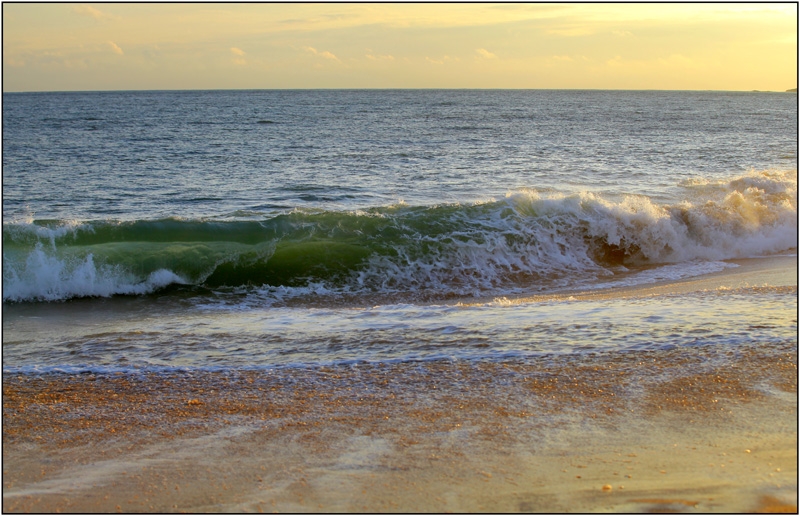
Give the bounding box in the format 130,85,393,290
3,170,796,302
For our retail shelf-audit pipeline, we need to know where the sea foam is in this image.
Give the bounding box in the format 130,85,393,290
2,170,796,303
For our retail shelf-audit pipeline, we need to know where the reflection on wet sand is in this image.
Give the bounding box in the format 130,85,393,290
3,340,796,513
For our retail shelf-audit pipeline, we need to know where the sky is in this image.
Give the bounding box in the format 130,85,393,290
2,3,797,92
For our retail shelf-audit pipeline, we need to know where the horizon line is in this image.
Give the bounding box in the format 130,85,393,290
4,87,798,94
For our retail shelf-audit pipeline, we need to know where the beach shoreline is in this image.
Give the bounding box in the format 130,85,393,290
3,256,797,513
480,254,799,306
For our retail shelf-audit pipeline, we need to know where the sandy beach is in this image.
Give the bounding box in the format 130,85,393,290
3,256,797,513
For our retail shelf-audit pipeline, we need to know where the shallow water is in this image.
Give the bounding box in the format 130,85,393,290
2,282,796,373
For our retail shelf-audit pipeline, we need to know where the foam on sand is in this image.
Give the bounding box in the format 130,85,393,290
2,349,795,513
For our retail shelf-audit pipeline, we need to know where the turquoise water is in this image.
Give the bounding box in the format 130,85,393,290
2,90,797,372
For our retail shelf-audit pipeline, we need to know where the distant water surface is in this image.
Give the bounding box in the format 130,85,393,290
4,90,796,221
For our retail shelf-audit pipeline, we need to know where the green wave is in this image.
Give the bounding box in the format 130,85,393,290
3,170,796,302
2,208,465,292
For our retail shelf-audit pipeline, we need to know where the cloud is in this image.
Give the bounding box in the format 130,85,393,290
475,48,497,59
612,30,633,37
658,54,697,68
304,46,340,61
141,45,162,61
72,5,118,21
4,56,26,68
230,47,247,65
366,53,395,61
547,26,594,37
605,53,698,71
108,41,124,55
548,55,589,66
425,55,458,65
550,55,590,63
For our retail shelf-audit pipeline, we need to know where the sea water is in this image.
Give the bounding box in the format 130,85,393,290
2,90,797,373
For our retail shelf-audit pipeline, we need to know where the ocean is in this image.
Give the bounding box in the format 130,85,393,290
2,89,797,374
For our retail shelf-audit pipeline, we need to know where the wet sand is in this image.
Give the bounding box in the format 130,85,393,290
3,256,797,513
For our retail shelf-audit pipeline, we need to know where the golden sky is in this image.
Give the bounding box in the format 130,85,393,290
2,3,797,92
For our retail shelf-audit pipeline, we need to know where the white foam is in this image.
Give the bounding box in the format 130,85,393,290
588,261,739,290
349,170,796,297
3,170,795,303
2,244,187,302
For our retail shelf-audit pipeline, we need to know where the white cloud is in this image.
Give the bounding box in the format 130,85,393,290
108,41,124,55
475,48,497,59
548,26,594,37
72,5,118,21
230,47,247,65
366,53,395,61
304,46,340,61
658,53,697,69
606,53,699,71
612,30,633,37
548,55,590,66
426,55,458,65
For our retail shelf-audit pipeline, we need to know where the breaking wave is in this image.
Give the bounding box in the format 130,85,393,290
3,169,796,303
